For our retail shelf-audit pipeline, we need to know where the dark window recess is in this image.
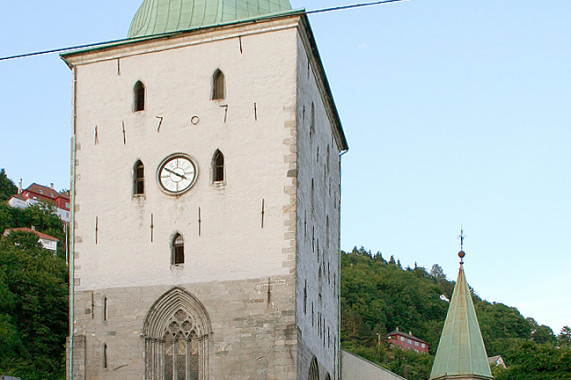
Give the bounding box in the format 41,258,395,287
311,179,315,210
103,344,108,369
173,234,184,265
213,150,224,182
134,160,145,195
304,281,307,314
212,70,225,100
134,81,145,111
318,268,322,300
310,102,315,138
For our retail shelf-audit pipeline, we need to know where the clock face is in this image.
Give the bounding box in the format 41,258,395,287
157,154,197,195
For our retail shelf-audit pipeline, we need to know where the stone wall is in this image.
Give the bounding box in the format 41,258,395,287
294,20,343,380
70,276,296,379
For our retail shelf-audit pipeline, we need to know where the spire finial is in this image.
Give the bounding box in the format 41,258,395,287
458,226,466,265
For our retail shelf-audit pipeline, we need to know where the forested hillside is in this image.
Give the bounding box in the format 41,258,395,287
341,247,571,380
2,167,570,379
0,170,68,380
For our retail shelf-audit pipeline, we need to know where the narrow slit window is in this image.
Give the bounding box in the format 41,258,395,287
103,296,108,322
213,150,224,182
310,102,315,139
311,179,315,211
134,160,145,195
304,280,307,314
134,81,145,111
318,267,322,300
326,216,329,249
326,145,330,175
103,344,108,369
212,69,225,100
172,233,184,265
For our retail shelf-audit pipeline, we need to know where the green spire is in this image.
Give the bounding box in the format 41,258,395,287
430,252,493,380
128,0,293,38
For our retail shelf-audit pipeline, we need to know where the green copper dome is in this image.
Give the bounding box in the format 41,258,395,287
430,261,493,380
128,0,293,38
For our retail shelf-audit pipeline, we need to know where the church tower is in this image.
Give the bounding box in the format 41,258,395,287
429,250,493,380
62,1,347,379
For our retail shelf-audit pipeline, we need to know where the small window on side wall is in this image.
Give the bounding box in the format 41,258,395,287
172,233,184,265
213,150,224,183
133,160,145,195
103,296,108,321
212,69,225,100
310,102,315,138
103,344,108,369
134,81,145,111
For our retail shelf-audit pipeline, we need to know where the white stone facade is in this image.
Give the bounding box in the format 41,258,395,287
64,12,346,380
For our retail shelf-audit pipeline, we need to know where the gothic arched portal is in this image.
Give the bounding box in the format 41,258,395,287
308,357,319,380
143,287,212,380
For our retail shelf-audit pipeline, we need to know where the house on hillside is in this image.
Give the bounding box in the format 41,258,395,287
387,328,429,353
7,182,70,223
488,355,506,369
3,227,59,253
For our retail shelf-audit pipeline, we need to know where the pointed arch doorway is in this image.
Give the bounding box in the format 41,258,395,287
143,287,212,380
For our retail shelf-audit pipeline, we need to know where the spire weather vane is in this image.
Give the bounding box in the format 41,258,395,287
458,226,466,264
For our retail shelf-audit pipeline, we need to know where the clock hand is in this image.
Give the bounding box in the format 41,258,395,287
164,167,187,180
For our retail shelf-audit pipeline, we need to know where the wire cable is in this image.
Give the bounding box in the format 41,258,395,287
0,0,406,62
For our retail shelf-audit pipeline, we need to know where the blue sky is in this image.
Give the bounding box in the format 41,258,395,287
0,1,569,334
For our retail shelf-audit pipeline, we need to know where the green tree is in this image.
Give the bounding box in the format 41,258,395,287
558,326,571,348
340,247,568,380
0,169,18,202
0,231,68,380
495,341,571,380
527,318,556,345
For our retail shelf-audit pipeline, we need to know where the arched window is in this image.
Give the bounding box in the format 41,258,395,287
212,69,225,100
172,233,184,265
144,288,212,380
213,150,224,183
164,322,199,380
133,160,145,195
308,357,319,380
134,81,145,111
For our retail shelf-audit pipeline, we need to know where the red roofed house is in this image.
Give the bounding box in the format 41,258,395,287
387,328,429,353
7,182,70,223
3,227,59,252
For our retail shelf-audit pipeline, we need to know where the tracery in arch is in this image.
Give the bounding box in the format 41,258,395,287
143,287,212,380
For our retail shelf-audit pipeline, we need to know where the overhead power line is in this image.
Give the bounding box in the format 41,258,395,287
0,0,406,62
305,0,406,15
